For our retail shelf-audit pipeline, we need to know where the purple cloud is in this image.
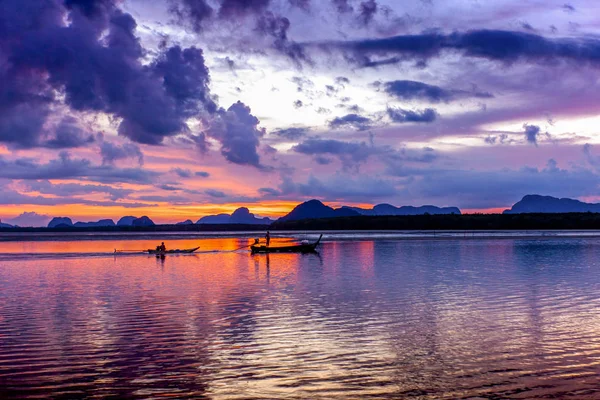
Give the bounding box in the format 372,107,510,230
387,108,437,123
100,141,144,166
383,80,492,103
207,101,268,169
329,114,372,130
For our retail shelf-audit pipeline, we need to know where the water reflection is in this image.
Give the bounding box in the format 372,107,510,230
2,237,600,398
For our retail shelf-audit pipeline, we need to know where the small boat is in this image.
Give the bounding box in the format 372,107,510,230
147,246,199,255
251,234,323,254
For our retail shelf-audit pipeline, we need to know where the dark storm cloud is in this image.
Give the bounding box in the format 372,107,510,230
207,101,267,169
383,80,492,103
100,141,144,166
219,0,270,18
43,117,96,149
64,0,115,18
387,107,437,123
323,29,600,67
170,0,214,32
358,0,377,25
0,0,215,148
152,45,217,116
329,114,372,130
256,11,308,63
0,152,158,184
524,124,541,145
361,57,401,68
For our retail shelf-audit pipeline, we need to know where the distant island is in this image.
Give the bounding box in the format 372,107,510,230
503,195,600,214
197,207,273,225
3,195,600,232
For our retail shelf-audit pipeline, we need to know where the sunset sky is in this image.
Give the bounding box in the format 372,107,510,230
2,0,600,225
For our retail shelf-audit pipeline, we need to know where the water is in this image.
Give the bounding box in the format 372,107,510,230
1,233,600,398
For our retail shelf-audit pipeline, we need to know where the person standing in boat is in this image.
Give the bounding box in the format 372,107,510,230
265,231,271,247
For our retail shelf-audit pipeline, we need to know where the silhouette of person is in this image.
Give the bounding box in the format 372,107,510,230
265,231,271,246
160,242,166,252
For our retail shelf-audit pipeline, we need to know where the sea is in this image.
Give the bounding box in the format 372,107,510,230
1,230,600,399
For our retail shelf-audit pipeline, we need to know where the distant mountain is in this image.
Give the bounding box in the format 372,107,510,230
117,216,137,226
278,200,360,222
229,208,272,225
73,219,115,228
344,204,461,216
197,214,231,224
48,217,73,228
176,220,194,225
504,195,600,214
132,216,155,227
197,207,273,225
0,222,14,228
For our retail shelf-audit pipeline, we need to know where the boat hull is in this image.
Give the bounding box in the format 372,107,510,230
251,244,317,254
250,235,323,254
147,247,199,255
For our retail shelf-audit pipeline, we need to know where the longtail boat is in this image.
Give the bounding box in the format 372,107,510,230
147,246,199,255
251,234,323,254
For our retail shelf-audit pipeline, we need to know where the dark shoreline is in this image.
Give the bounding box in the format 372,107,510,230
271,212,600,231
0,223,269,234
3,213,600,233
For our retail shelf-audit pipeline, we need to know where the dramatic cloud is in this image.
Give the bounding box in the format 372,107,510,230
170,0,214,32
329,114,372,130
293,138,376,168
387,108,437,123
4,1,600,218
43,117,96,149
293,137,437,171
0,1,215,148
219,0,270,17
100,141,144,166
325,29,600,67
0,152,158,184
25,180,133,201
207,101,267,168
524,124,541,145
383,81,492,103
358,0,377,25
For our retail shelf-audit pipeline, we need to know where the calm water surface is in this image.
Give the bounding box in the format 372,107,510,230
1,234,600,399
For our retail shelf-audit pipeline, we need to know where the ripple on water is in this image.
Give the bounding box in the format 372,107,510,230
2,237,600,398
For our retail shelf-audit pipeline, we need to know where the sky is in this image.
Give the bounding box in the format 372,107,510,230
2,0,600,226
